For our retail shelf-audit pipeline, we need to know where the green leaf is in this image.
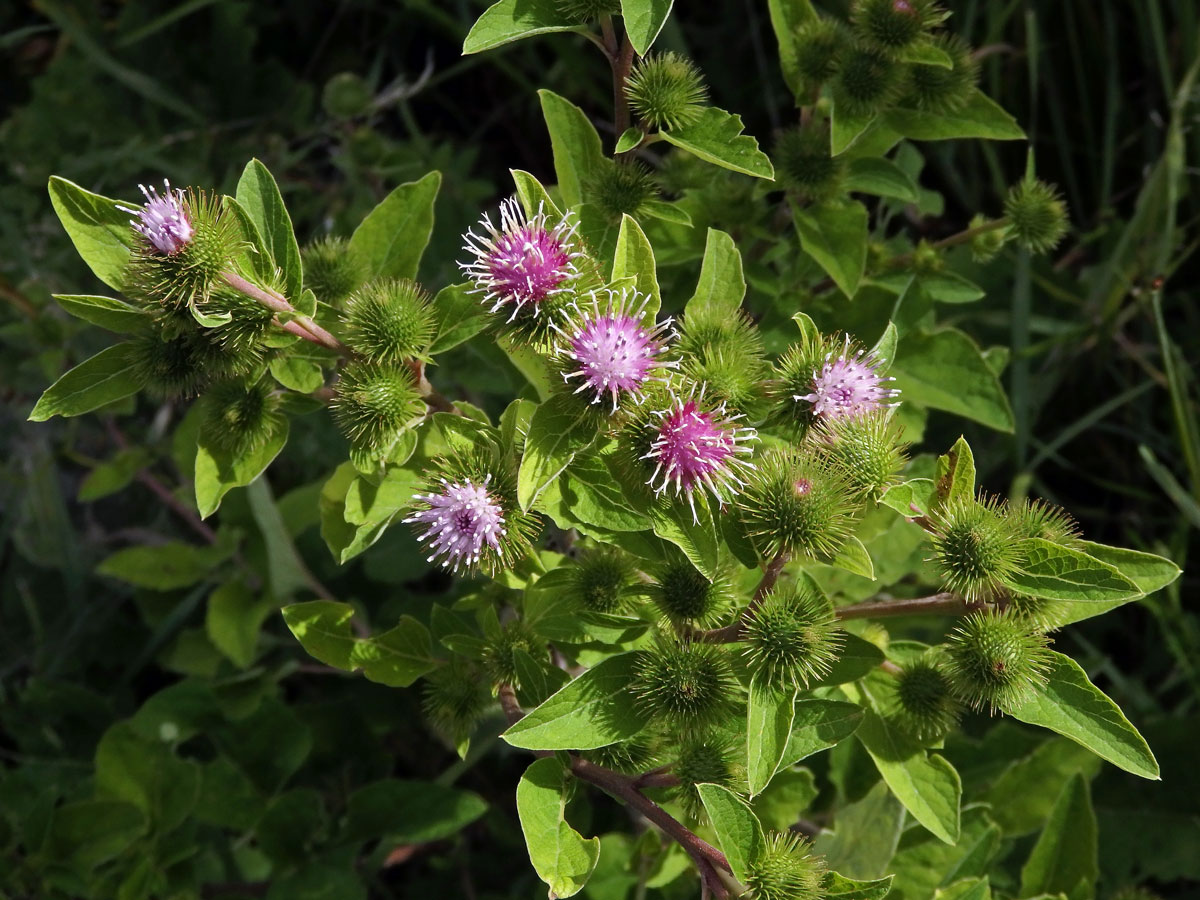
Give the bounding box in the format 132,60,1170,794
347,615,437,687
844,157,919,203
270,354,325,393
1076,541,1180,595
462,0,578,54
813,633,885,686
766,0,818,98
880,478,935,518
920,271,986,304
48,800,146,869
1002,539,1140,603
53,294,151,334
502,653,650,750
620,0,674,55
29,343,145,421
519,395,601,511
793,199,869,298
686,228,746,320
539,89,607,209
885,90,1026,142
696,782,764,883
813,780,904,880
236,159,303,301
899,41,953,67
344,779,487,843
747,685,798,797
95,722,199,832
47,176,138,292
649,499,721,580
856,708,962,844
430,282,490,354
246,477,315,600
826,872,896,900
661,106,775,179
1001,651,1160,780
889,328,1015,432
780,699,863,769
344,465,423,527
984,738,1102,836
98,540,231,590
640,199,693,226
1019,774,1098,900
517,758,601,898
206,581,271,668
870,322,899,373
611,214,661,314
511,168,564,219
349,171,441,282
936,435,976,507
615,127,644,153
78,447,150,502
194,415,289,518
831,101,878,156
936,879,992,900
832,535,875,580
281,601,437,688
319,463,392,563
752,768,819,832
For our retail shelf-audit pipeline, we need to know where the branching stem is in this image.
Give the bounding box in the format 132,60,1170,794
220,270,350,356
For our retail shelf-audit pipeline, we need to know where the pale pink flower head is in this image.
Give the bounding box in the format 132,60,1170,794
554,287,676,412
797,337,899,420
644,386,757,521
460,198,583,321
119,180,193,255
403,475,506,573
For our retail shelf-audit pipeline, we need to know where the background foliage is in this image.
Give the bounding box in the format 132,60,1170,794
1,1,1197,899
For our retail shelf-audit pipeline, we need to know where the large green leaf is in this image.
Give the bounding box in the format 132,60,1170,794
856,708,961,844
430,282,491,354
98,540,232,591
793,199,869,298
889,328,1015,432
696,782,764,883
344,779,487,843
48,176,138,292
611,214,661,314
661,107,775,179
648,498,721,581
620,0,674,54
29,343,145,421
813,633,885,686
517,758,600,898
779,699,865,768
206,581,271,669
845,157,920,203
1018,774,1098,900
319,463,394,564
53,294,152,334
685,228,746,320
236,159,303,301
194,415,289,518
935,435,976,507
813,780,904,881
1001,651,1159,780
95,722,200,832
827,872,896,900
520,395,601,511
1053,541,1181,626
766,0,818,98
502,653,649,750
747,685,798,797
1002,539,1141,603
885,91,1025,142
539,89,607,209
349,171,441,282
462,0,578,54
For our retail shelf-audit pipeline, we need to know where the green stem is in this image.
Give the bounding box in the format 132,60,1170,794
693,552,791,643
834,592,986,621
220,270,350,356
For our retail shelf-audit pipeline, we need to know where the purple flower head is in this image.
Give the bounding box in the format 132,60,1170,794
796,337,899,420
554,288,676,411
119,181,193,255
460,198,583,321
644,386,757,520
404,475,506,573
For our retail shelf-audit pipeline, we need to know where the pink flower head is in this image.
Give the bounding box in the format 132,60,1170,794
797,337,899,420
644,386,757,520
404,475,506,573
554,288,676,411
119,180,193,255
460,198,583,321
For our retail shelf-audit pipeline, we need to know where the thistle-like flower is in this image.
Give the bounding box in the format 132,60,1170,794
120,181,193,255
796,337,899,420
460,198,585,324
404,475,508,574
643,386,757,520
553,288,675,411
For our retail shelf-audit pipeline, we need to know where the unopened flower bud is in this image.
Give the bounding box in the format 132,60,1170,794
343,278,436,364
202,377,283,455
645,554,736,627
586,161,662,223
833,43,903,117
945,610,1052,712
423,661,492,743
745,832,827,900
626,52,709,131
815,410,908,500
887,652,960,741
633,639,738,731
793,18,847,87
742,588,842,690
773,122,847,202
302,236,366,305
1004,177,1069,253
852,0,945,51
929,495,1020,602
902,33,979,113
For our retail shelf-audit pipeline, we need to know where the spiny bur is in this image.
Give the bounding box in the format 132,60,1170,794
332,361,424,455
633,639,738,731
742,588,843,690
888,652,961,741
626,52,709,131
343,278,436,364
744,832,827,900
202,378,283,455
929,495,1021,602
793,18,847,87
646,555,735,627
772,122,847,203
738,449,860,560
833,43,904,117
587,161,662,223
903,33,979,113
672,733,739,817
853,0,946,51
565,548,638,615
945,610,1052,712
815,411,907,500
423,661,492,744
302,236,366,305
1004,177,1069,253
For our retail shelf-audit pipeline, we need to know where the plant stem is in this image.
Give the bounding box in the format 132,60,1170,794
611,32,635,139
834,591,987,620
220,270,350,356
497,685,732,897
694,553,791,643
887,217,1012,269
